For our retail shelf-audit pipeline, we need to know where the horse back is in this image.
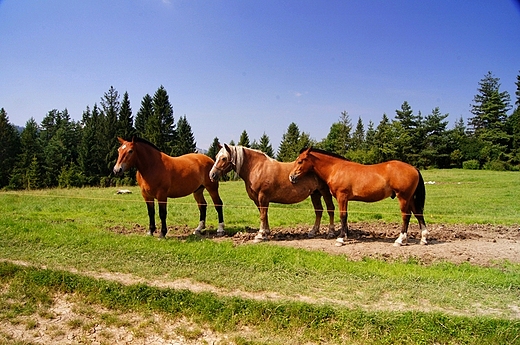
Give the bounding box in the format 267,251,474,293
145,153,217,199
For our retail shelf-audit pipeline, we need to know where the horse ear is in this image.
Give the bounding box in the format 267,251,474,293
118,137,125,144
224,143,231,153
299,146,312,155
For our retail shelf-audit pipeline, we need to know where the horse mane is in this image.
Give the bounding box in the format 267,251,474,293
132,136,161,152
229,145,274,175
302,147,348,161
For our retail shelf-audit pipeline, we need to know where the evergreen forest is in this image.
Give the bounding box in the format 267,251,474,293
1,71,519,190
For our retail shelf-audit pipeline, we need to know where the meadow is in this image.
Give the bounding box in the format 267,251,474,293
0,169,519,344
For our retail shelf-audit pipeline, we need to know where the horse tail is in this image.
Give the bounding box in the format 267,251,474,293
413,169,426,214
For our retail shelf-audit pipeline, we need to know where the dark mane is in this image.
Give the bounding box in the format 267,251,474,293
300,147,348,161
132,136,161,152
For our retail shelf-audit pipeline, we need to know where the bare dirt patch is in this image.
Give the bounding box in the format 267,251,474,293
110,222,520,266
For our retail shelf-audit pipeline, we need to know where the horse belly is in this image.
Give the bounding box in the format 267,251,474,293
349,177,392,202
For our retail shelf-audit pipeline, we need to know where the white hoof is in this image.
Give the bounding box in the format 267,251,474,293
335,237,346,246
253,236,267,243
420,229,429,245
216,222,225,237
193,229,202,236
394,233,407,246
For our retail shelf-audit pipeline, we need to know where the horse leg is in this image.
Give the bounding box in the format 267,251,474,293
322,190,336,238
158,199,168,238
308,191,323,238
411,203,429,245
336,196,349,246
254,200,270,243
145,200,156,236
394,197,411,246
207,185,225,236
193,186,207,235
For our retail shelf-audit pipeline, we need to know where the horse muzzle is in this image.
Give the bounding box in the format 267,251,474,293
209,168,220,182
113,164,124,176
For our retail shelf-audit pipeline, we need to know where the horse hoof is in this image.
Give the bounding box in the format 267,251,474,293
393,241,407,247
420,240,428,245
216,230,225,237
253,236,267,243
335,238,346,246
307,233,316,239
193,230,202,236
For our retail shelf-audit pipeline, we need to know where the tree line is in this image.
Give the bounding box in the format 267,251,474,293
1,71,519,190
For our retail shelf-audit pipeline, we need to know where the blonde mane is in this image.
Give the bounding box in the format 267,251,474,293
231,145,274,175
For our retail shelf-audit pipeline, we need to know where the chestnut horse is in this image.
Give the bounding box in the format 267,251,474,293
113,137,224,238
209,144,335,242
289,148,428,246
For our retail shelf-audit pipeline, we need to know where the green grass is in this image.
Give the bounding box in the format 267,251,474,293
0,169,519,343
1,262,519,344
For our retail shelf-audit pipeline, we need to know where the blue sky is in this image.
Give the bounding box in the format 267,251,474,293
1,1,519,150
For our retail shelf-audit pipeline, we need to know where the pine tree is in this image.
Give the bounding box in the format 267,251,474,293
79,105,105,185
0,108,21,188
468,71,511,163
135,94,153,138
118,91,135,140
11,118,42,189
277,123,300,161
207,137,221,160
394,101,424,165
374,113,399,162
422,107,450,168
238,130,250,147
506,71,520,165
258,132,274,158
148,85,175,153
351,117,365,151
172,115,196,156
101,86,121,174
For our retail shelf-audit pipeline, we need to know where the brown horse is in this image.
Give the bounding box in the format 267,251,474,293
113,137,224,237
289,147,428,246
209,144,335,242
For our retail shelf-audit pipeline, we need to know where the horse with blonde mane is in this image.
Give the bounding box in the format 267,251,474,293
290,147,428,246
209,144,335,242
113,137,225,238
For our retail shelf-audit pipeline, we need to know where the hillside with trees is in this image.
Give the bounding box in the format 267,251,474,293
1,71,519,190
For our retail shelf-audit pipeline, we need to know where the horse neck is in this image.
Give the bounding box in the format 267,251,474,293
309,152,338,180
133,143,163,175
233,146,263,178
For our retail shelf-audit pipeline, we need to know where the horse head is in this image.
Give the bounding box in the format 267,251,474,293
113,137,137,176
209,143,236,182
289,147,314,184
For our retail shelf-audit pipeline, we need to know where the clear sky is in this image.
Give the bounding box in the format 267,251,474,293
1,1,519,150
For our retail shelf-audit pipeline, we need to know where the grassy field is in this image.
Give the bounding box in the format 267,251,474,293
1,169,519,344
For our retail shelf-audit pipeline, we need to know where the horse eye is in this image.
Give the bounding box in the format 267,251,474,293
128,149,133,154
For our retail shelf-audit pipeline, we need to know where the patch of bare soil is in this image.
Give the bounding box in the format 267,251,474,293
111,222,520,266
231,222,520,266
